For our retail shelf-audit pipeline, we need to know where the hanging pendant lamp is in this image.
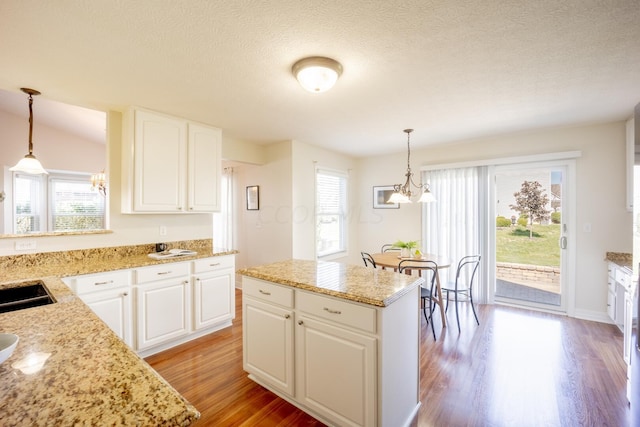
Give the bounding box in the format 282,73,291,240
387,129,435,204
10,88,48,175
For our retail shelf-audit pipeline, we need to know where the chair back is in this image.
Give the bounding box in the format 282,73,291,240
361,252,377,268
454,255,481,290
381,244,401,253
399,259,438,287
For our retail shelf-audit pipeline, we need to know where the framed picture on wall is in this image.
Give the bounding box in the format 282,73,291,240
373,186,399,209
246,185,259,210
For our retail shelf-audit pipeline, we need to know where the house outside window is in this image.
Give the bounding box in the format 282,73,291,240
13,172,106,234
316,167,348,258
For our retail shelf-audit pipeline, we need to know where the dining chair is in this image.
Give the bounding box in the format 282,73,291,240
440,255,481,333
361,252,377,268
399,259,438,340
381,244,400,253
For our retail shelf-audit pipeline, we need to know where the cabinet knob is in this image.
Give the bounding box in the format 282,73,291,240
284,314,290,319
182,280,189,285
177,206,182,210
298,320,303,325
122,292,128,297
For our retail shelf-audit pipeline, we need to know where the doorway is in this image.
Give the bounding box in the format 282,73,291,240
492,163,570,313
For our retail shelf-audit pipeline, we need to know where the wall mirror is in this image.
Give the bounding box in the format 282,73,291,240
0,88,108,237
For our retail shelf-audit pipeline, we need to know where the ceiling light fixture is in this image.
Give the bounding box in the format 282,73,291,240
388,129,436,204
10,88,48,175
292,56,343,93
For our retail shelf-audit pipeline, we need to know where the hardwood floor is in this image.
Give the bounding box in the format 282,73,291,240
146,289,630,426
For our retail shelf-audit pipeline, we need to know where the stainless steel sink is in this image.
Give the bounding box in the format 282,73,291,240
0,281,55,313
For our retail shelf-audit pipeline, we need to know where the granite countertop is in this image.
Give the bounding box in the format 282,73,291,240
0,241,237,426
605,251,633,271
238,259,424,307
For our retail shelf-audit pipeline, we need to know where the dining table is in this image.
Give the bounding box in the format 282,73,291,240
371,252,451,327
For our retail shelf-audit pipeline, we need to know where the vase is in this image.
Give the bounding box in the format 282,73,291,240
401,248,412,258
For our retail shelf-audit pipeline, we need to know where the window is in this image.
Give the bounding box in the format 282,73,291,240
316,167,348,258
13,172,105,234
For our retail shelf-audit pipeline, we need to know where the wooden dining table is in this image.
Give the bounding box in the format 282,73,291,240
371,252,451,327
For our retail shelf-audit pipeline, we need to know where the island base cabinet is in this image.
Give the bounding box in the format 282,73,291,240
296,316,376,427
135,278,190,351
242,276,420,427
243,296,295,397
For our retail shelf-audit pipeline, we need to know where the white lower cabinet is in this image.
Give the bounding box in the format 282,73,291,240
65,255,236,357
134,264,191,351
193,256,235,330
242,276,420,427
63,270,133,347
296,315,376,427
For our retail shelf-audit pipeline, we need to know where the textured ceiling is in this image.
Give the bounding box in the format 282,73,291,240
1,0,639,157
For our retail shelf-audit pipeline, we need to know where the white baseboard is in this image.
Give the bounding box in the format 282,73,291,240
572,308,614,324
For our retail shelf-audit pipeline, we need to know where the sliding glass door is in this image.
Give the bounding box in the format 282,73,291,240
492,162,571,313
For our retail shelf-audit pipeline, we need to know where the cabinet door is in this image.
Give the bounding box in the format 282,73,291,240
135,277,190,351
188,123,221,212
624,290,633,365
81,288,132,348
296,316,376,427
243,296,294,397
133,109,187,212
193,267,235,330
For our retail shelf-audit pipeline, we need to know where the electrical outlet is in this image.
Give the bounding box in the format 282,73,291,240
15,240,37,251
159,226,167,236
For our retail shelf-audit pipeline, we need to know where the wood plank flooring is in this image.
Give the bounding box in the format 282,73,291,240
146,289,630,426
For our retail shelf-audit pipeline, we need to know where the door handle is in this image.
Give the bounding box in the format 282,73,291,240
559,236,567,249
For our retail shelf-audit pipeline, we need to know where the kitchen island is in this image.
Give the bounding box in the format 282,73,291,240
0,240,234,426
238,259,424,427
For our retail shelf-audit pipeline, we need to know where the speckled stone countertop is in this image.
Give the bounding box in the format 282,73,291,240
605,251,633,271
238,259,423,307
0,240,237,426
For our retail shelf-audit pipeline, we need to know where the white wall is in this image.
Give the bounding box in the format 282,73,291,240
356,121,632,319
232,139,358,270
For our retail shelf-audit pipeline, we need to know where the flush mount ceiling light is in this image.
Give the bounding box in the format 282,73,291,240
388,129,436,204
292,56,343,93
10,88,48,175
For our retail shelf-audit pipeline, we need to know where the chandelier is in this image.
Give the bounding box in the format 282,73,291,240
387,129,435,204
91,170,107,196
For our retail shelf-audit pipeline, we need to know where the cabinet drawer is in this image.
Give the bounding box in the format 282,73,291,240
297,291,376,334
194,255,234,273
243,277,293,308
616,268,632,289
135,262,190,284
71,270,131,295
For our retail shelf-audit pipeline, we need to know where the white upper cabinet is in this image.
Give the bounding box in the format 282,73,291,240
122,107,221,213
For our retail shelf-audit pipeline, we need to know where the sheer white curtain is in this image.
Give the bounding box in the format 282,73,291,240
422,166,489,303
213,167,234,249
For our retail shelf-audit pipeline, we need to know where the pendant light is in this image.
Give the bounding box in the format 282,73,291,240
387,129,435,204
10,88,48,175
292,57,343,93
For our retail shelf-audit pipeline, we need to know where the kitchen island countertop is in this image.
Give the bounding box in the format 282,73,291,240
238,258,423,307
